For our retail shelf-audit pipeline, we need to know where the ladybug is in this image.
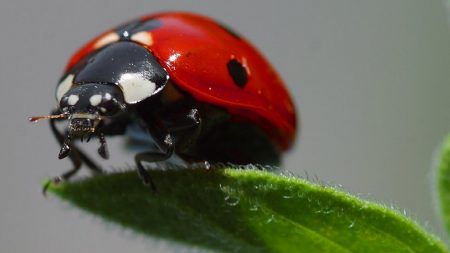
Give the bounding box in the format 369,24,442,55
30,12,297,190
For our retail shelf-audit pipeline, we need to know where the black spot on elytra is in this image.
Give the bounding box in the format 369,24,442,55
115,20,141,39
115,19,162,40
218,22,241,40
227,59,248,88
133,19,162,33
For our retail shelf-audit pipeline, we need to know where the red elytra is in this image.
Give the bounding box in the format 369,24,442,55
65,12,297,150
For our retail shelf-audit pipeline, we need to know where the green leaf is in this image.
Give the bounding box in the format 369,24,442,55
437,134,450,238
47,168,447,253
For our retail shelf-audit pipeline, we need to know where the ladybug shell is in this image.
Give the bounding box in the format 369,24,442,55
64,12,297,150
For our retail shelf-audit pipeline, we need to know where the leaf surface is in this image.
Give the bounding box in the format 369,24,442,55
48,168,447,253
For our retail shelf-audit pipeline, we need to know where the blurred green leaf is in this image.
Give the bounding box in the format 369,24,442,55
48,168,447,253
437,134,450,239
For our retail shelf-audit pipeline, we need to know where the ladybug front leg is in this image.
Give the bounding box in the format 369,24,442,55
48,109,103,179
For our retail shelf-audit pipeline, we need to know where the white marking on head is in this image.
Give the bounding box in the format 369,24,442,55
71,113,99,120
131,32,153,46
56,74,74,102
119,73,156,104
94,32,120,49
104,93,112,100
89,94,103,106
68,94,79,105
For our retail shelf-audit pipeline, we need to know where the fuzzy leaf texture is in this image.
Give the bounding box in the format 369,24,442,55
437,134,450,239
47,167,447,253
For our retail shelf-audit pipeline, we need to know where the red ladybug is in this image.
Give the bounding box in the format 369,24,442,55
30,12,297,190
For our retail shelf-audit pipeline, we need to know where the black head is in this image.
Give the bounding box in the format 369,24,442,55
59,83,125,137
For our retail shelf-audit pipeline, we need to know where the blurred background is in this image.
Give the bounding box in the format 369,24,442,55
1,1,449,252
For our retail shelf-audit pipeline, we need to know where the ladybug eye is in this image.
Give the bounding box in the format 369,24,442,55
56,74,75,102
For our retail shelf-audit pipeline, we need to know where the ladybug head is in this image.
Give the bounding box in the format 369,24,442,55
29,83,126,160
59,83,125,136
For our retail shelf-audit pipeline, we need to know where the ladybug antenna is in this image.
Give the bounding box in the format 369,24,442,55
28,113,68,123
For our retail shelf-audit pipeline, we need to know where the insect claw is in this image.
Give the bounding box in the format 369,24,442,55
98,133,109,159
59,137,71,159
42,180,51,196
42,177,62,196
58,143,71,159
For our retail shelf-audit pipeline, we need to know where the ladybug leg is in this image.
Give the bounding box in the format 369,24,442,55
134,108,201,191
97,132,109,159
163,108,202,152
134,143,174,192
49,109,103,177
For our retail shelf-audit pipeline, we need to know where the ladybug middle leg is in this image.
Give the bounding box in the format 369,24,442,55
134,122,174,192
135,144,174,192
135,108,202,192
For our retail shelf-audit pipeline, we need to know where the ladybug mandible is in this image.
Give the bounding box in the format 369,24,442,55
30,12,297,190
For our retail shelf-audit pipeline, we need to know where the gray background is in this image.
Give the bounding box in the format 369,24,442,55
1,1,450,252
